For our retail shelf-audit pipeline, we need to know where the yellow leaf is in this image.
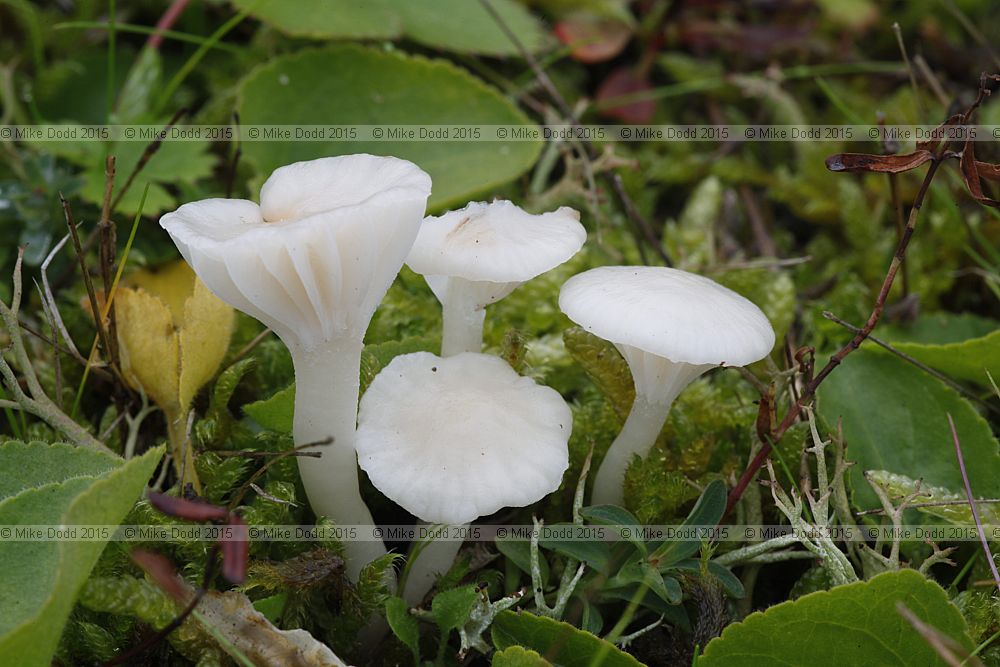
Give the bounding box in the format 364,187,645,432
178,279,235,411
127,260,197,325
114,288,181,411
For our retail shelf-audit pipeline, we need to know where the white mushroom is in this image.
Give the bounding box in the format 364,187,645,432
160,154,432,580
406,200,586,356
356,351,571,602
559,266,775,506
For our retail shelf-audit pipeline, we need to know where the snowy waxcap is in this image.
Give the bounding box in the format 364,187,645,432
160,154,431,347
406,200,585,284
356,352,571,524
559,266,775,367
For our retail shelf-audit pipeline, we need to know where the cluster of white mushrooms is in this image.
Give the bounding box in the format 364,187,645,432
160,154,775,602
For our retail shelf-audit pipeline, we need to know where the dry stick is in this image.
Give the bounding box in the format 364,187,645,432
737,184,778,259
948,413,1000,596
98,156,120,368
0,251,111,452
893,22,924,120
228,327,272,364
888,172,910,296
725,156,946,515
111,108,186,212
914,55,951,108
62,194,118,382
822,311,1000,417
478,0,672,267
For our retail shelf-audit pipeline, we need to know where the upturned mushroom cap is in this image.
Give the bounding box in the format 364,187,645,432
160,154,432,347
356,352,571,525
406,200,586,284
559,266,775,367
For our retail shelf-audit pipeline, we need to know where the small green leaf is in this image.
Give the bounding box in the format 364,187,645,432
581,504,646,555
0,444,163,667
238,45,543,211
492,610,644,667
232,0,547,56
817,349,1000,509
890,330,1000,387
648,480,726,566
539,524,612,574
385,597,420,663
492,645,553,666
496,535,549,586
243,384,294,434
699,570,972,666
251,593,286,624
670,559,745,599
431,585,479,633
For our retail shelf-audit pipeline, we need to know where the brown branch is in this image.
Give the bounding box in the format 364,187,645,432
726,156,946,515
62,194,117,378
111,107,187,212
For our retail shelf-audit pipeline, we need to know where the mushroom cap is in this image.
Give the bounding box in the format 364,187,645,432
406,200,586,284
160,155,431,346
356,352,571,524
559,266,775,367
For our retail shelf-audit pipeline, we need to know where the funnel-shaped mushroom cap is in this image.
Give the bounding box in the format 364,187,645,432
160,155,432,348
406,200,585,284
356,352,571,525
559,266,775,367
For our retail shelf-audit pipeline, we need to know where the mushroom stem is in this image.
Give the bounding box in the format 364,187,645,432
288,337,386,580
401,523,464,605
592,394,675,506
592,351,714,506
440,296,486,356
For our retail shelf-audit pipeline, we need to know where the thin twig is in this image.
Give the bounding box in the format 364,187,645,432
110,108,187,212
823,311,1000,417
732,67,1000,513
893,22,924,119
62,194,117,379
726,154,947,515
228,328,272,364
40,231,86,361
948,413,1000,596
478,0,672,267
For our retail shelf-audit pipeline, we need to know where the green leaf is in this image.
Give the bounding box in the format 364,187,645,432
243,383,294,434
496,534,549,586
251,593,287,624
238,45,543,211
0,444,163,667
231,0,547,56
648,479,726,566
538,524,612,573
431,585,479,632
492,610,644,667
889,330,1000,387
231,0,400,40
385,596,420,663
699,570,972,666
0,441,119,498
817,349,1000,510
880,312,998,344
670,559,745,599
581,504,646,555
493,645,553,666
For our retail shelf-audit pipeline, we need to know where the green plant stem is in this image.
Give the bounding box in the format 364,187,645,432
154,4,255,114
